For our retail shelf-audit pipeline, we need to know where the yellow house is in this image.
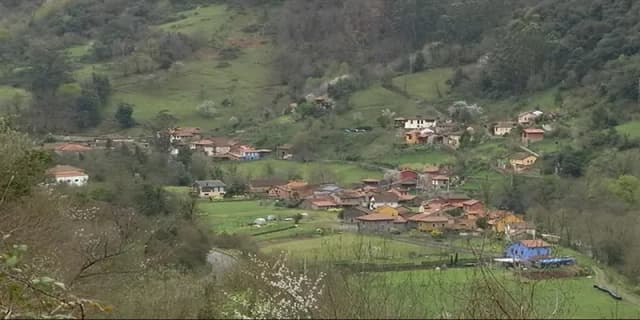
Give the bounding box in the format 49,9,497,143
494,214,524,233
374,205,399,217
509,153,537,172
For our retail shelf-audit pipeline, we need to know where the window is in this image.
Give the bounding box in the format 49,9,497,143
432,224,436,227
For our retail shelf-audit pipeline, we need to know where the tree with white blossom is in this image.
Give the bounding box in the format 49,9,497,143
222,255,325,319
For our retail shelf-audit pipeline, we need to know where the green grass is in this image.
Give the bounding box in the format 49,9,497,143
616,120,640,139
197,200,336,235
372,148,455,168
0,86,30,113
66,43,92,61
221,159,382,186
375,268,640,319
262,233,447,263
391,67,454,101
106,45,280,129
156,5,229,35
34,0,73,21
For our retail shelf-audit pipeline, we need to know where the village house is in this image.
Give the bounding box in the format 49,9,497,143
361,178,381,189
367,191,400,209
505,221,537,241
230,145,261,160
46,165,89,187
331,189,366,207
462,199,484,214
505,239,551,262
403,116,437,129
436,193,471,207
190,139,216,156
393,117,407,128
248,178,288,195
300,196,339,210
209,137,239,155
342,206,371,223
521,128,545,143
373,205,400,217
170,127,202,143
411,211,454,232
431,175,451,190
404,129,432,145
510,152,538,172
388,187,415,203
490,212,524,233
356,214,403,233
276,144,294,160
268,181,311,200
192,180,226,199
493,121,517,136
518,111,543,126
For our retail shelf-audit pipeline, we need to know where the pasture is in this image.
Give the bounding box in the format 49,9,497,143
219,159,383,186
391,67,454,101
374,268,640,319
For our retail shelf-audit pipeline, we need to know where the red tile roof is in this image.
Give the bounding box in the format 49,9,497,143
53,143,92,152
520,239,550,248
46,165,86,178
523,128,545,134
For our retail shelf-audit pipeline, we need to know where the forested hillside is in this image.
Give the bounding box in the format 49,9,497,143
2,0,640,318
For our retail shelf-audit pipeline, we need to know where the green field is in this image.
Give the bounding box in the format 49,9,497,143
156,5,230,35
616,120,640,139
391,67,453,101
221,159,383,186
374,268,640,319
373,148,455,168
197,200,338,235
262,233,448,263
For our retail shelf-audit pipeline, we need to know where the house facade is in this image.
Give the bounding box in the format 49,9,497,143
170,127,201,143
276,144,293,160
518,111,542,126
505,240,551,262
404,117,437,129
431,175,450,189
193,180,226,199
46,165,89,186
342,206,371,223
521,128,545,143
190,139,216,156
493,122,517,136
510,153,538,172
248,178,288,194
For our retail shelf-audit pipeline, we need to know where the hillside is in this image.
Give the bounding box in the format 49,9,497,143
2,0,640,318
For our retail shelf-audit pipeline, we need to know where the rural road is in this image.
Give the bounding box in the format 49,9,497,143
593,266,640,305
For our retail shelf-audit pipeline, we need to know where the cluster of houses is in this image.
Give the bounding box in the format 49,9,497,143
169,127,272,161
396,116,464,149
491,110,547,143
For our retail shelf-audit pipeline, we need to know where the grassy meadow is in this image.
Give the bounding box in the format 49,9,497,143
220,159,383,185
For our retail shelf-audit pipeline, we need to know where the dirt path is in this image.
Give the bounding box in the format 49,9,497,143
593,266,640,305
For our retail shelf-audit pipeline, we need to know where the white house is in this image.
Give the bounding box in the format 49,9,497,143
518,111,543,126
46,165,89,187
192,180,226,199
404,117,437,129
493,121,517,136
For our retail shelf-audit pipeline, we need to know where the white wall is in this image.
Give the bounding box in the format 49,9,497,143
55,175,89,186
404,119,436,129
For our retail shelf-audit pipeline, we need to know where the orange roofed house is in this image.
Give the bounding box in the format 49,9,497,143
356,213,407,233
268,181,312,201
47,143,92,154
46,165,89,187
